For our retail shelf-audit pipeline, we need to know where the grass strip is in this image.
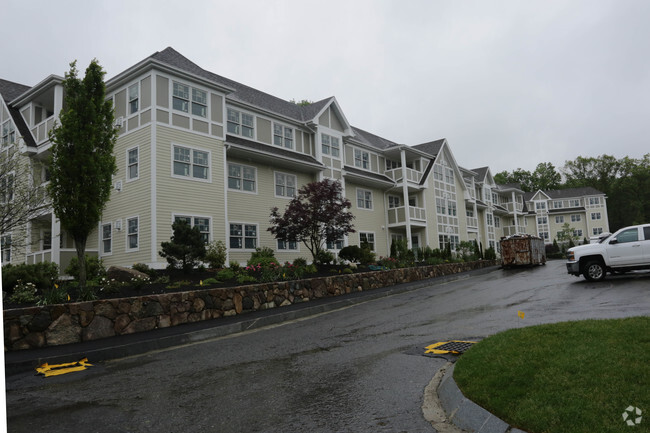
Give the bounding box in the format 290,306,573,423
454,317,649,433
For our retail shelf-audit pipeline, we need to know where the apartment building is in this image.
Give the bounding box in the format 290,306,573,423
0,47,609,271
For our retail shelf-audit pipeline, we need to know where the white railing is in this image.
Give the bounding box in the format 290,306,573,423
30,115,56,145
504,202,524,213
384,167,423,184
387,206,426,225
467,217,478,228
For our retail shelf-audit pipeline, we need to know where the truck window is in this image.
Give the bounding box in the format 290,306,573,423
644,226,650,241
615,228,639,243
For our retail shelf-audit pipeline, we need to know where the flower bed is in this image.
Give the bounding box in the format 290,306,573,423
3,260,498,351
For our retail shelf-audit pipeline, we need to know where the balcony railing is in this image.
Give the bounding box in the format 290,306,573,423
30,115,56,145
387,206,426,225
384,167,423,184
503,202,524,213
467,217,478,228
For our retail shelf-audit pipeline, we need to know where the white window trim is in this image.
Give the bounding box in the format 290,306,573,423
320,131,341,159
171,143,212,183
229,222,259,251
101,222,112,256
1,233,12,264
172,213,212,244
353,147,370,170
277,238,300,252
126,146,139,182
359,231,376,251
356,188,373,210
172,80,209,119
274,171,297,199
273,121,294,149
227,162,257,194
128,82,139,116
226,107,256,139
126,216,139,252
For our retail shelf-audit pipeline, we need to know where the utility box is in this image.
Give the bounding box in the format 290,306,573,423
500,235,546,267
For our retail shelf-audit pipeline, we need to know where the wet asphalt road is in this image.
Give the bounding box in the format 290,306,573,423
5,261,649,433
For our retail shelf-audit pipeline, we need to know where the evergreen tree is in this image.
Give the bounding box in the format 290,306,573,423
159,220,206,272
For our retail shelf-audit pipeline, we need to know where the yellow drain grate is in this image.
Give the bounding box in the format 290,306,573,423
425,340,476,355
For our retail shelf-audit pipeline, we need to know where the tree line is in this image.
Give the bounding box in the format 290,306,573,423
494,155,650,231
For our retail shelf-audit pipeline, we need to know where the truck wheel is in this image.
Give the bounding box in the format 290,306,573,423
583,260,606,281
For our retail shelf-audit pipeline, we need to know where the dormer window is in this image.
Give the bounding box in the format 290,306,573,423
354,149,369,169
321,133,339,157
128,84,139,114
273,123,293,149
173,82,207,118
227,108,254,138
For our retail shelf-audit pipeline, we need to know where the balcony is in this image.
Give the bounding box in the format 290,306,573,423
31,114,56,146
467,217,478,228
385,167,423,184
503,225,525,237
503,202,524,213
387,206,426,226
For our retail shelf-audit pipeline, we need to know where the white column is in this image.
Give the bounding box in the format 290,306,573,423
512,191,519,233
400,149,412,249
51,216,61,266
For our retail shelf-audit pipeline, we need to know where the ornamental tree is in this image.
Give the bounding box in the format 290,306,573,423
48,60,117,288
268,179,355,264
159,220,206,273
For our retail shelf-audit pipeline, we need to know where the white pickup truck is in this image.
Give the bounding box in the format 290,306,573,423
566,223,650,281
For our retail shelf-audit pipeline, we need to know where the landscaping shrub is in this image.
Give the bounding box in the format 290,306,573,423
217,268,235,281
38,284,69,306
2,262,59,292
359,245,376,265
205,240,227,269
315,249,335,265
132,262,158,278
65,255,106,281
457,241,478,262
339,245,362,263
9,281,40,304
247,247,278,268
484,246,497,260
292,257,308,268
159,220,206,273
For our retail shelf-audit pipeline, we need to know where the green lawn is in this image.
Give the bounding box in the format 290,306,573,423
454,317,649,433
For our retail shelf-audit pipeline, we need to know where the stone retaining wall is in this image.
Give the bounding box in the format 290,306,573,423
3,260,498,351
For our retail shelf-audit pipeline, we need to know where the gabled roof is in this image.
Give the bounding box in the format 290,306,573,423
0,79,31,103
413,138,446,157
523,186,605,201
470,166,490,183
350,126,400,150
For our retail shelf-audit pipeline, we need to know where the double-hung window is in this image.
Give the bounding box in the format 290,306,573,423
433,164,443,181
570,199,580,207
359,232,375,251
173,145,209,180
175,215,210,244
227,108,254,138
2,121,15,145
356,189,372,209
230,223,257,249
275,172,296,197
1,174,14,203
128,84,139,114
102,223,112,254
538,216,548,224
535,202,546,210
1,234,10,263
127,147,138,180
127,217,138,250
173,82,207,118
591,212,601,220
354,149,369,169
571,214,581,222
593,227,603,235
388,195,400,208
555,216,564,224
589,197,601,205
273,123,293,149
277,239,298,250
448,200,457,216
228,163,256,192
327,237,344,250
321,134,340,157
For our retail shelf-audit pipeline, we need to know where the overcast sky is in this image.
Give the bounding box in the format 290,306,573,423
2,0,649,174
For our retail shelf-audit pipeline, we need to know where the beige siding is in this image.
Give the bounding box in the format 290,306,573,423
115,89,126,119
20,107,30,125
155,125,226,266
346,182,388,256
157,109,169,124
211,93,223,123
172,113,190,129
295,131,302,153
330,109,344,132
226,159,316,263
318,108,330,127
141,76,151,109
257,117,272,144
128,116,139,131
141,109,151,125
193,119,209,134
156,75,169,108
211,124,223,137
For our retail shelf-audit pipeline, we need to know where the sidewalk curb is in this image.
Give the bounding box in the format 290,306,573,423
5,266,499,376
437,363,528,433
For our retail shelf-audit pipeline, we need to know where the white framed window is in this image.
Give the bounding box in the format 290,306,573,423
173,82,207,118
126,217,139,251
408,196,417,207
537,216,548,224
388,195,400,208
327,237,344,250
436,198,445,214
466,209,474,217
102,223,112,255
321,133,340,157
173,145,210,181
127,147,139,181
447,200,457,216
128,83,139,114
174,215,211,244
574,229,583,237
277,239,298,251
1,234,11,263
275,172,296,198
359,232,375,251
273,123,293,149
571,214,581,222
555,216,564,224
589,197,601,205
591,212,601,220
386,159,400,170
433,164,443,181
593,227,603,235
553,200,563,209
494,216,500,228
539,231,549,240
227,108,254,138
487,213,494,226
230,223,257,249
570,199,580,207
228,163,256,192
42,230,52,250
354,149,369,169
2,120,16,146
356,188,373,210
445,168,455,184
535,202,546,210
1,173,14,203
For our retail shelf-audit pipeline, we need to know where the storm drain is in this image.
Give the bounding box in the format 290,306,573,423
425,340,476,355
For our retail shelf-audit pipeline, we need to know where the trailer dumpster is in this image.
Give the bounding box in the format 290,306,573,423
500,234,546,267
